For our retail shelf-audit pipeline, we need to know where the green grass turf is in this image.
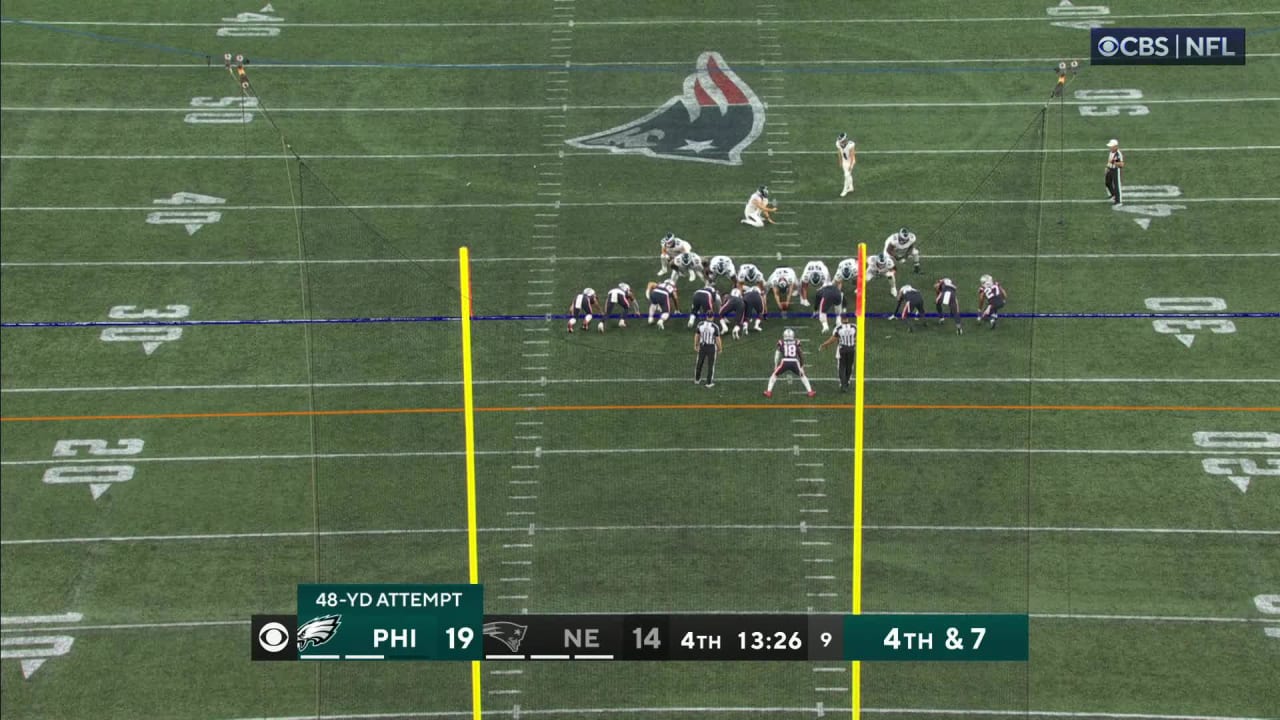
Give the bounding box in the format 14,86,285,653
2,1,1279,718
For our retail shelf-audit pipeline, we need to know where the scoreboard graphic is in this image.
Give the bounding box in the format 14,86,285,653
252,584,1027,662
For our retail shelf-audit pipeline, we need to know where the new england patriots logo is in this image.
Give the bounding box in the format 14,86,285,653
566,52,765,166
483,621,529,652
297,614,341,652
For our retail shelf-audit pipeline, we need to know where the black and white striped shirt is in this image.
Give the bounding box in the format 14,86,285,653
1107,149,1124,169
696,320,720,346
833,323,858,349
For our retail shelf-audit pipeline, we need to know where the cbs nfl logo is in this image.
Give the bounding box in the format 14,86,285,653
251,614,299,661
1091,28,1245,65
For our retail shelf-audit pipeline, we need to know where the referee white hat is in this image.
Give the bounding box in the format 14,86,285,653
1107,139,1119,148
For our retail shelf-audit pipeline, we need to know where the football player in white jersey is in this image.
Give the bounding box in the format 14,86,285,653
865,252,898,297
742,185,776,227
707,255,737,287
670,250,705,285
767,266,799,312
834,258,859,286
658,232,692,276
837,132,857,197
799,260,831,307
737,262,765,291
567,287,601,333
883,227,921,274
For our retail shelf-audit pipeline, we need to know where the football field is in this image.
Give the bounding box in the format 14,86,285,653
2,1,1279,718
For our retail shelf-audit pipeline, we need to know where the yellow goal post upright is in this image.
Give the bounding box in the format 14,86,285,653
457,246,482,720
851,242,868,720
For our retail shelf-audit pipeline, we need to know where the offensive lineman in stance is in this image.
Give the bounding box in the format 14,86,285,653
763,328,815,398
893,284,925,332
646,280,679,330
883,227,922,274
567,288,601,333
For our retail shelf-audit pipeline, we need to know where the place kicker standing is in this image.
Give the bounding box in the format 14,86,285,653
837,132,857,197
1105,138,1124,206
693,317,722,387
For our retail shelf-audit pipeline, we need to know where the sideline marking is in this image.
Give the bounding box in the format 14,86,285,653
3,403,1277,423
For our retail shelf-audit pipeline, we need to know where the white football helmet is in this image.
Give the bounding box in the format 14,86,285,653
584,288,596,297
979,274,993,285
899,284,915,295
618,283,630,294
783,328,795,341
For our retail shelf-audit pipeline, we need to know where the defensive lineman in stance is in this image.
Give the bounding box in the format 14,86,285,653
893,284,925,332
693,317,722,387
819,314,858,392
764,328,815,398
934,277,963,334
977,274,1007,329
646,280,679,330
742,185,776,227
688,284,720,328
837,132,857,197
883,227,921,274
567,288,600,333
603,282,636,331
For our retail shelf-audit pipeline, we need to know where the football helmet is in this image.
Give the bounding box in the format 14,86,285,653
979,274,993,285
836,265,856,282
618,282,630,294
584,288,596,297
662,232,677,249
783,328,795,341
898,227,911,241
899,284,915,296
809,271,824,285
837,132,849,147
758,185,769,198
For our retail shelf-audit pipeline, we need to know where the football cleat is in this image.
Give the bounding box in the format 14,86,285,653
619,319,627,328
763,390,773,398
597,322,605,333
807,390,816,398
732,326,741,339
800,298,811,307
657,319,665,329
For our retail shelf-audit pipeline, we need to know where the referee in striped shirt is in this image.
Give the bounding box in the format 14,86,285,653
819,314,858,392
694,318,722,387
1105,138,1124,206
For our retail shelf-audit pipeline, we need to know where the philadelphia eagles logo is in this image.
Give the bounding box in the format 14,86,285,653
297,614,341,651
483,621,529,653
566,51,765,166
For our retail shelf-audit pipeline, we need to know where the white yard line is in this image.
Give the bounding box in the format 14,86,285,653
4,446,1279,466
5,197,1277,212
5,56,1280,69
4,523,1274,547
5,146,1279,161
3,97,1277,113
3,376,1276,393
4,10,1277,27
3,252,1280,269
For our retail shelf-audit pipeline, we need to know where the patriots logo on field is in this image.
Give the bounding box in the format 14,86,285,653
297,614,341,651
483,621,529,652
566,51,765,166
